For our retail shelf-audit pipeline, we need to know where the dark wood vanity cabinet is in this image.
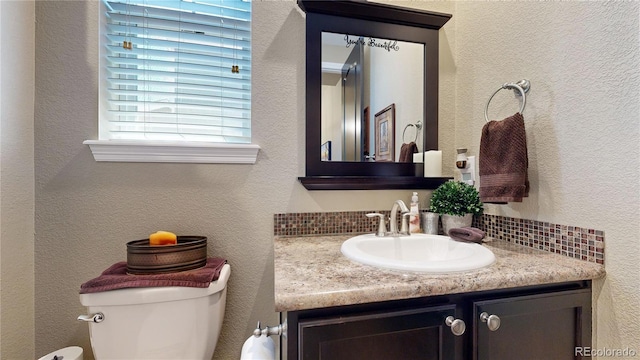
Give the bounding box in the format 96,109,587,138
283,281,591,360
297,304,461,360
473,288,592,360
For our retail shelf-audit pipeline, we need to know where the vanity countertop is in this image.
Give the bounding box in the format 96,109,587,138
274,235,605,312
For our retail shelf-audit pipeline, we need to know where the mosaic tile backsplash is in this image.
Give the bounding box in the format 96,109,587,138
273,211,605,265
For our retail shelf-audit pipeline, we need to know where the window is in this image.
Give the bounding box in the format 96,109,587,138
85,0,259,163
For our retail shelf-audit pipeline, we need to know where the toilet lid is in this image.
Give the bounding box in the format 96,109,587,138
38,346,83,360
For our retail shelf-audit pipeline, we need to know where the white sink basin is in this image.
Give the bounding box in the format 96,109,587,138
341,233,495,273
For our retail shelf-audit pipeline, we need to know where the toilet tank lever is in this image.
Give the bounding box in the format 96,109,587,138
252,320,287,338
77,312,104,323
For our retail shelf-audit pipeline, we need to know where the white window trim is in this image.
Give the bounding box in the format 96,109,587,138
84,139,259,164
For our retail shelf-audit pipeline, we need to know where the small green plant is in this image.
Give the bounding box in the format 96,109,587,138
429,181,483,216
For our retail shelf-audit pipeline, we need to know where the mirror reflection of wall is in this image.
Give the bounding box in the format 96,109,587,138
321,32,424,162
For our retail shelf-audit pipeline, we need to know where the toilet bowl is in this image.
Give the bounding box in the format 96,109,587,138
79,264,230,359
38,346,83,360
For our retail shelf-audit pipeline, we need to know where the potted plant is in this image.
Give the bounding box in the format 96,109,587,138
428,181,484,234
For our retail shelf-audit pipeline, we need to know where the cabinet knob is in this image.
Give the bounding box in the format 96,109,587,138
445,316,466,336
479,312,501,331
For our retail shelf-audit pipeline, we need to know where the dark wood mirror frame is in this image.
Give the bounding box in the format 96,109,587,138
297,0,453,190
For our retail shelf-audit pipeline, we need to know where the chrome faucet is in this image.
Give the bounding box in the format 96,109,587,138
389,199,410,236
366,200,411,237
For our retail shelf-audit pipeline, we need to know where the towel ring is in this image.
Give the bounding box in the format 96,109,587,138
402,121,422,143
484,79,530,122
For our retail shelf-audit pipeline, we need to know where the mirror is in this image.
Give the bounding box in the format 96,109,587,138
298,0,451,190
321,32,424,162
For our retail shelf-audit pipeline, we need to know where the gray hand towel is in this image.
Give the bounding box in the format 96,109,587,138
448,227,485,243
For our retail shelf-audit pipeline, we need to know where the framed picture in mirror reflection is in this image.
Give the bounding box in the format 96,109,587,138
375,104,395,162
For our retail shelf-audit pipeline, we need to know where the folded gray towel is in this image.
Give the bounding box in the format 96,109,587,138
448,227,485,243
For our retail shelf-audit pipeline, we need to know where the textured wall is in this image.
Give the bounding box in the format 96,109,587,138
0,1,36,358
453,2,640,352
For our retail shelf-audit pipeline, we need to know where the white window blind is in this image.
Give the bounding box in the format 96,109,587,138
101,0,251,144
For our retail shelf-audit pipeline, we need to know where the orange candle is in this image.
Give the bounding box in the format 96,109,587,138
149,231,177,246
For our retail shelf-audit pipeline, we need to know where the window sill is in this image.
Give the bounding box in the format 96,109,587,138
83,140,260,164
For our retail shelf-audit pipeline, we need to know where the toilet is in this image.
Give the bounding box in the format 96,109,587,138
79,264,230,359
38,346,83,360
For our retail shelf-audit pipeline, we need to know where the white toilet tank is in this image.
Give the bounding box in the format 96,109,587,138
79,264,230,360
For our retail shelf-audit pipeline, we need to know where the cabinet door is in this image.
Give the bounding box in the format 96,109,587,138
298,304,462,360
473,289,591,360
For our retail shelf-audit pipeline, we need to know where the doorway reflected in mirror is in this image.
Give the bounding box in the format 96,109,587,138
321,141,332,161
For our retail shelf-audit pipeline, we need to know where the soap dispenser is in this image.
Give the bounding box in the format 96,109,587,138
409,192,421,233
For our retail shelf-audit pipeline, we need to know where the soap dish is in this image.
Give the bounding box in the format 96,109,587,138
126,236,207,275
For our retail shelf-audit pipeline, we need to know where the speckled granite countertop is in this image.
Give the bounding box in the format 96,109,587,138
274,235,605,312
